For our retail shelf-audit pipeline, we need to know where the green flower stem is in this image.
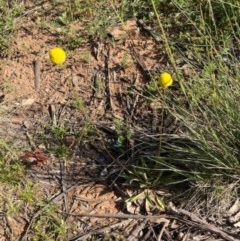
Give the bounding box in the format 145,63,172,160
150,0,186,95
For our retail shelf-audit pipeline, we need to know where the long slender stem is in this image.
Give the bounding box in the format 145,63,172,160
158,89,165,155
150,0,186,94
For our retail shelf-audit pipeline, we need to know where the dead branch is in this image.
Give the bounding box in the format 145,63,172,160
168,202,239,241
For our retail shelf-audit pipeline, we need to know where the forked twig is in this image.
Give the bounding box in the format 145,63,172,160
158,218,169,241
128,220,147,240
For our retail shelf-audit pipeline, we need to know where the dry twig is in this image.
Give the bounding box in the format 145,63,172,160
69,220,131,241
168,203,239,241
128,220,147,241
33,58,41,91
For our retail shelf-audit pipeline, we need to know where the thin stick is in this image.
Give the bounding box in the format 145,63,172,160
33,58,41,91
158,218,169,241
69,220,131,241
49,104,57,126
26,131,36,150
59,159,69,218
59,212,167,220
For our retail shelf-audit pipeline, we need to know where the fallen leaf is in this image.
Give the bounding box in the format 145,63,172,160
228,199,240,215
21,148,49,166
11,116,26,124
234,221,240,228
21,98,35,106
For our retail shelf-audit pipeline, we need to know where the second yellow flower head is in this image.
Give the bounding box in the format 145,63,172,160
49,47,66,65
159,72,173,88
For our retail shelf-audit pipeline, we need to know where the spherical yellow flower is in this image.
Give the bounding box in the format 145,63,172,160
49,47,66,65
159,72,173,88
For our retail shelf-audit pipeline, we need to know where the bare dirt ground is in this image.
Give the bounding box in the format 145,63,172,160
0,2,239,241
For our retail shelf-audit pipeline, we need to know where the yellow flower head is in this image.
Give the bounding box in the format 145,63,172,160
49,47,66,65
159,72,173,88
